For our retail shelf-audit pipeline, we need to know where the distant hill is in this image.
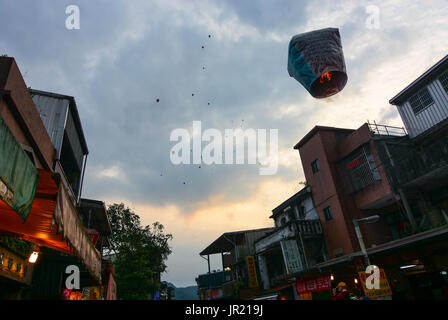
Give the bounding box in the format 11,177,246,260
167,283,198,300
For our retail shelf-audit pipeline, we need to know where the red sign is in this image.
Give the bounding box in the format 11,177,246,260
205,289,221,299
246,256,259,288
87,229,100,246
346,158,360,170
296,275,331,295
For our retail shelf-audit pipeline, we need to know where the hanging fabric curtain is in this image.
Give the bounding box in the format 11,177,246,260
288,27,348,99
0,114,39,221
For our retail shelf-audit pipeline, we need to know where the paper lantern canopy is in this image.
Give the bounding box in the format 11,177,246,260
288,28,348,99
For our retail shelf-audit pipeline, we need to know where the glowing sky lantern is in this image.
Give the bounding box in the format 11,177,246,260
288,28,348,99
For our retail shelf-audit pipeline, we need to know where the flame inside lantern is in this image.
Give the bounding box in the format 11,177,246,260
319,72,332,84
310,70,346,99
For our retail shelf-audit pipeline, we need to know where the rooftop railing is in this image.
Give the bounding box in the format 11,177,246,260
368,120,407,137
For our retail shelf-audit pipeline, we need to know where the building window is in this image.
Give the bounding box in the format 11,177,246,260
323,206,333,221
408,87,434,115
280,217,287,226
343,145,380,192
311,159,320,174
439,72,448,94
298,206,306,220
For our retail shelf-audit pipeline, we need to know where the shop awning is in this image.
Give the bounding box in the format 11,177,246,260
315,252,364,269
0,169,62,250
0,169,101,283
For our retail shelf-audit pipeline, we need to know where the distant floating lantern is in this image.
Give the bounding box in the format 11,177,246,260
287,27,347,99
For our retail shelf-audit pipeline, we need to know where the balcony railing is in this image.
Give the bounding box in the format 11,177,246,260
385,135,448,188
295,219,323,236
54,160,78,205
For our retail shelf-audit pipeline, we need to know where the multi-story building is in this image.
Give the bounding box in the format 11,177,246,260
293,54,448,300
380,54,448,227
28,91,112,299
254,186,328,299
195,54,448,300
198,228,274,299
0,56,110,299
0,56,92,298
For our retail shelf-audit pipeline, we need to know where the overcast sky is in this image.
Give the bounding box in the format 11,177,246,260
1,0,448,287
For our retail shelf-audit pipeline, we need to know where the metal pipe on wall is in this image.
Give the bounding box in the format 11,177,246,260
77,153,88,204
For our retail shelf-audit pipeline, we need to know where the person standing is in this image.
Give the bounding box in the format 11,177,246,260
332,282,358,300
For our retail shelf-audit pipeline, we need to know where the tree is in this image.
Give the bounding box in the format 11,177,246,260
106,203,173,300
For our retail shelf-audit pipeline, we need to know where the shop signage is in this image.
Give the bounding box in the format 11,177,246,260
296,275,332,295
106,273,117,300
205,289,222,299
358,268,392,299
299,292,313,300
346,158,360,170
280,240,303,274
0,246,31,284
246,256,259,288
0,178,14,207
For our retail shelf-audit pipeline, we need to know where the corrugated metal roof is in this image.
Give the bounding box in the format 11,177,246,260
29,88,89,155
30,93,69,158
389,54,448,105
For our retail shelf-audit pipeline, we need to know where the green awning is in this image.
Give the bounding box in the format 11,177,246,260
0,114,39,221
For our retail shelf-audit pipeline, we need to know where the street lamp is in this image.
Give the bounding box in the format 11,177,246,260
353,215,380,266
28,251,39,264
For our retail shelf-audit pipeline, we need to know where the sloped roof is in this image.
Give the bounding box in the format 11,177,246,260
389,54,448,105
271,186,311,218
200,228,274,256
294,125,354,150
78,198,111,236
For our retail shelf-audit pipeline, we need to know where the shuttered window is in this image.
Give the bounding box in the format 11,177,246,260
439,72,448,94
408,87,434,115
342,145,381,193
